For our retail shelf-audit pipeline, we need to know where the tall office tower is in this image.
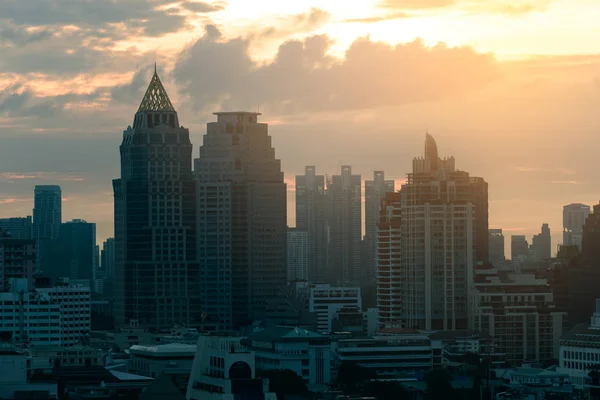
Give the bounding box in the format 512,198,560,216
470,177,489,263
365,171,395,282
33,185,61,272
511,235,529,260
0,216,32,239
0,229,35,291
101,237,115,297
377,134,483,330
295,166,327,282
327,166,362,286
287,228,309,282
112,68,200,328
52,219,96,282
564,203,590,251
531,223,551,261
488,229,505,265
195,112,286,330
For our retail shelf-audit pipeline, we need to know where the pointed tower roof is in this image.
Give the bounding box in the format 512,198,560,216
137,68,176,113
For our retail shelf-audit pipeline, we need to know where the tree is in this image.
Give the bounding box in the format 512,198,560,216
363,380,408,400
261,369,308,400
337,362,376,393
424,368,458,400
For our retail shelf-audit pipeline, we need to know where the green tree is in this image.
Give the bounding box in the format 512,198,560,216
261,369,308,400
424,368,458,400
337,362,376,393
363,380,408,400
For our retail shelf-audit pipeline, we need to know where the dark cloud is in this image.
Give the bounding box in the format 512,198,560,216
0,24,56,45
110,65,156,105
173,26,499,114
181,1,225,13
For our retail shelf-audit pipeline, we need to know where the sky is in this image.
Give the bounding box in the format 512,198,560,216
1,0,600,256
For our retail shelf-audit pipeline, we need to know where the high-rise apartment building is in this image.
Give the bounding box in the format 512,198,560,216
195,112,287,330
511,235,529,260
112,69,200,328
0,217,32,239
564,203,590,251
101,237,115,297
295,166,327,282
531,223,551,261
287,228,309,282
376,134,484,330
488,229,505,265
327,166,362,286
33,185,61,273
365,171,395,282
0,229,35,291
53,219,96,282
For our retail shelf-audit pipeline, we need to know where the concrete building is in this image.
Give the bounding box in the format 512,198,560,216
0,230,35,292
33,185,61,274
378,134,483,331
296,166,327,283
309,284,362,333
113,68,200,328
128,343,196,378
511,235,529,260
287,228,309,282
0,216,32,239
365,171,395,284
563,203,590,251
0,349,58,399
247,326,332,386
488,229,505,266
327,165,362,286
195,112,287,330
531,223,552,261
101,237,115,298
53,219,96,282
186,334,277,400
471,265,565,366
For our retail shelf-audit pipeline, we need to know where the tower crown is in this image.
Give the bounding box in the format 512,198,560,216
132,68,179,129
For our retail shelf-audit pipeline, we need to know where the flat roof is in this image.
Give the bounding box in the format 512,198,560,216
213,111,261,116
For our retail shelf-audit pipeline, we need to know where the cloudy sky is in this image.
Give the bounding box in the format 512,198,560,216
1,0,600,255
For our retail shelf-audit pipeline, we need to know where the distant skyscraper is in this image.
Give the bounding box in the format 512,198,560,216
364,171,394,282
101,237,115,297
488,229,505,265
327,166,362,286
377,134,483,330
53,219,96,282
0,216,32,239
112,68,200,328
33,185,61,273
511,235,529,260
287,228,309,282
195,112,287,330
563,203,590,251
470,177,489,263
0,229,35,291
295,166,327,282
531,223,551,261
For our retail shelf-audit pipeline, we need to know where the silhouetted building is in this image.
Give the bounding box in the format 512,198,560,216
112,68,200,328
564,203,590,251
195,112,286,330
489,229,505,265
53,219,96,282
470,176,489,263
101,237,115,298
0,229,35,291
33,185,61,274
0,216,32,239
287,228,308,282
511,235,529,260
531,223,552,261
295,166,327,282
365,171,395,283
327,165,362,286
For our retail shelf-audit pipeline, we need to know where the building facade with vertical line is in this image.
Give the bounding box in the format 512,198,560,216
112,68,200,328
33,185,61,274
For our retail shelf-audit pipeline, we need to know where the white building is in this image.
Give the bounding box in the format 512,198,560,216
247,326,331,387
128,343,196,378
186,334,276,400
309,284,362,333
287,228,309,282
0,278,90,347
558,299,600,387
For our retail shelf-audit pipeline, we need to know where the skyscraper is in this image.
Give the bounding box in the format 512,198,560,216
531,223,551,261
327,166,362,286
377,134,484,330
295,166,327,282
101,237,115,297
195,112,287,330
112,68,200,328
0,216,32,239
488,229,505,265
53,219,96,282
33,185,61,273
365,171,394,282
287,228,309,282
563,203,590,251
511,235,529,260
0,229,35,291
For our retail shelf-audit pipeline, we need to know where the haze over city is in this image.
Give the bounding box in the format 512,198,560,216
2,0,600,252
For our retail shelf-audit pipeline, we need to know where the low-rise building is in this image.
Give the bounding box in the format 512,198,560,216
0,348,58,399
247,326,331,386
27,344,104,374
128,343,197,378
309,285,362,333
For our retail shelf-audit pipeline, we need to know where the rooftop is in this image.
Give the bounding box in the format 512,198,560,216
129,343,197,355
213,111,261,116
249,326,325,342
137,68,175,113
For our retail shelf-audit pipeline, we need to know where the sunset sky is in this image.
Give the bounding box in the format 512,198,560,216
1,0,600,255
